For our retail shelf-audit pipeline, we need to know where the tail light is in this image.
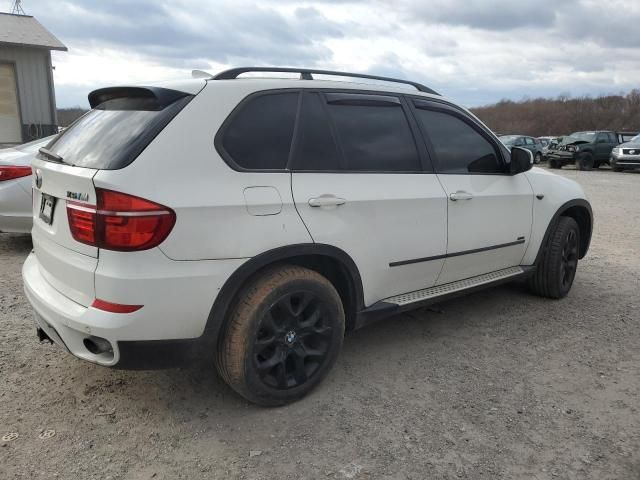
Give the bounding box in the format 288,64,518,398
67,188,175,251
0,166,32,182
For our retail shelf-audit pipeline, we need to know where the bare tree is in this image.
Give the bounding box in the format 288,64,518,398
471,90,640,136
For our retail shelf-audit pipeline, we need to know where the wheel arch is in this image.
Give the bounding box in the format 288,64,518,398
203,244,365,346
535,199,593,264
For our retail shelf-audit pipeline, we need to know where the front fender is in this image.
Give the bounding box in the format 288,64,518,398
521,168,592,265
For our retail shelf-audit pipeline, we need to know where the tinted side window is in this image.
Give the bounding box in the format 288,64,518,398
607,132,617,143
221,92,298,170
292,93,342,171
415,107,503,174
324,95,421,172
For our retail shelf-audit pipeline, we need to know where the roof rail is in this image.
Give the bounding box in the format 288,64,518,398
212,67,439,95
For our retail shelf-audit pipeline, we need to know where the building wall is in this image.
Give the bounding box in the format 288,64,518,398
0,45,57,141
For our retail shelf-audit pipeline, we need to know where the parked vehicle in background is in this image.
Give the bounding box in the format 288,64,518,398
22,67,592,406
538,136,560,161
546,131,619,170
0,135,56,233
499,135,544,163
611,133,640,172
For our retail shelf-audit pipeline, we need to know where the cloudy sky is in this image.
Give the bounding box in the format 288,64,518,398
4,0,640,108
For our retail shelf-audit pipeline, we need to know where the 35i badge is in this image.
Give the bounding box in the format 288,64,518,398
67,191,90,202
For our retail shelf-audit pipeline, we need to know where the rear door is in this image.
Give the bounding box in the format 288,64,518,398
291,91,448,306
411,99,533,285
594,132,613,161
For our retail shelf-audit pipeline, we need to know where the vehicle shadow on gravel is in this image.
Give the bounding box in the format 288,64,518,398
0,233,32,254
69,280,537,413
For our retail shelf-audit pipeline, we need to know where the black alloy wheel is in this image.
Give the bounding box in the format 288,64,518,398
528,216,580,299
216,265,345,406
253,291,333,390
559,228,579,291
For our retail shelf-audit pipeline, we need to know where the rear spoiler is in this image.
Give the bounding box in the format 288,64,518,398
88,87,190,109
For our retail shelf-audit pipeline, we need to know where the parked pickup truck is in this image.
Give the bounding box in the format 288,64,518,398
547,131,619,170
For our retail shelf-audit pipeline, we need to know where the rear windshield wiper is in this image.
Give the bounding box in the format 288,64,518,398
38,147,64,164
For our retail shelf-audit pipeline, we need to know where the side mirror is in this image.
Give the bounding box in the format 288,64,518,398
510,147,533,174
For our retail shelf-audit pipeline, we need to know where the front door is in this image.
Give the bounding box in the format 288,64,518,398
410,99,534,285
291,91,448,306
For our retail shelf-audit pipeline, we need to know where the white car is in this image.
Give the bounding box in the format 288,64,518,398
0,136,56,233
22,68,592,405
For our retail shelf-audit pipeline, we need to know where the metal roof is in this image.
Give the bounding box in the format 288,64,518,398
0,12,67,51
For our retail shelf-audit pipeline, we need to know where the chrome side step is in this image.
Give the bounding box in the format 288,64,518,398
383,266,525,306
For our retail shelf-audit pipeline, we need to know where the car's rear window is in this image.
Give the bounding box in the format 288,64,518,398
42,88,192,170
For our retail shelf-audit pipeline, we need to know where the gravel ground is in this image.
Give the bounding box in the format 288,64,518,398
1,167,639,480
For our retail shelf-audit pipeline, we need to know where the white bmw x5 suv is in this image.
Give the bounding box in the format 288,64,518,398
23,68,592,405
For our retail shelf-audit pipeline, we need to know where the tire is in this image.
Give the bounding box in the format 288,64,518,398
215,265,345,406
549,159,561,169
528,216,580,299
576,152,594,171
534,153,542,164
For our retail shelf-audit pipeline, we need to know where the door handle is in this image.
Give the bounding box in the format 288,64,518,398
308,195,347,208
449,191,473,201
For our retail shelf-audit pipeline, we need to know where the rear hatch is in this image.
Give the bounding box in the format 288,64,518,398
31,85,197,306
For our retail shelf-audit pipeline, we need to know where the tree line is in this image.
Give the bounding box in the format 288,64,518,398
470,90,640,137
57,108,88,127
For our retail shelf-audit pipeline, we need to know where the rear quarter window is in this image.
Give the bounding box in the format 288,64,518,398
219,92,299,170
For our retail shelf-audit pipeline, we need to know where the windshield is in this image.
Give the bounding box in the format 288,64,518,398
563,132,596,144
628,134,640,143
499,135,519,145
43,91,192,170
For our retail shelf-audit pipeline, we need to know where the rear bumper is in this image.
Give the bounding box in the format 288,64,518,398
24,252,122,366
0,213,31,233
0,179,32,233
22,251,247,368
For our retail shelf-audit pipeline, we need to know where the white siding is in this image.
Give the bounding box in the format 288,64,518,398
0,45,54,126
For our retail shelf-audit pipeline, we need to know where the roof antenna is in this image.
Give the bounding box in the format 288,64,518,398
11,0,26,15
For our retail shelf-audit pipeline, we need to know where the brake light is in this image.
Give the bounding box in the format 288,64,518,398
91,299,142,313
67,188,175,251
0,166,32,181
